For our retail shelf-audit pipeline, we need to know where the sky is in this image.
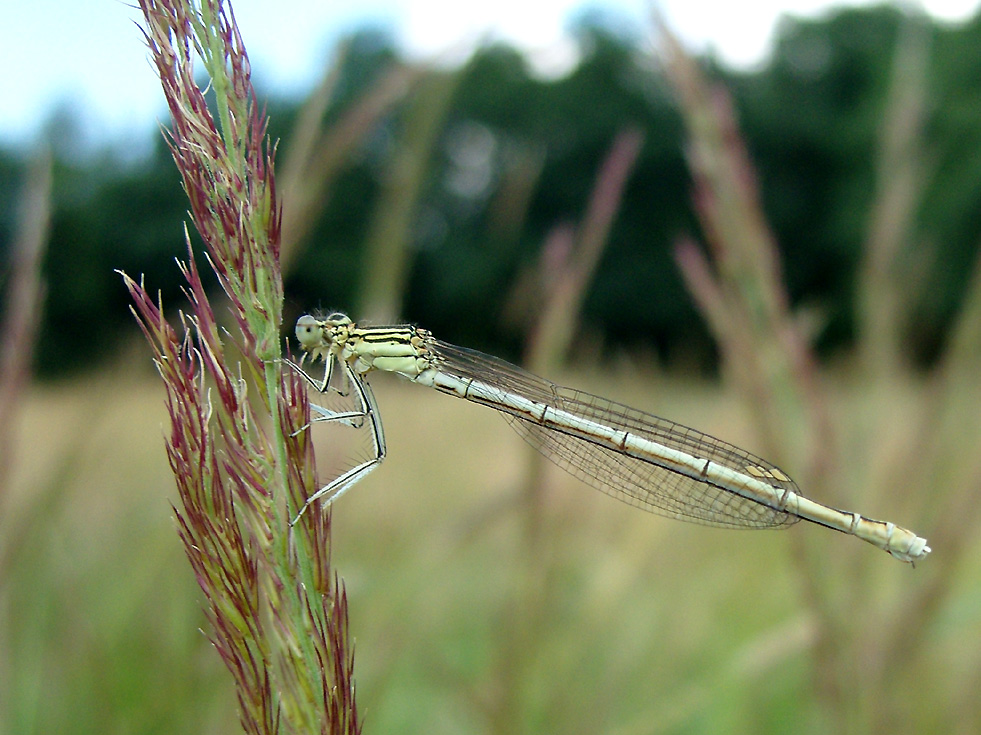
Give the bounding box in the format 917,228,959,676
2,0,979,153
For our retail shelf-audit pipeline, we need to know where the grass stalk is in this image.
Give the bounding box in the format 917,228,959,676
358,68,462,322
0,149,51,501
120,2,359,732
659,13,977,733
279,52,421,274
0,148,52,590
486,129,643,733
857,15,931,381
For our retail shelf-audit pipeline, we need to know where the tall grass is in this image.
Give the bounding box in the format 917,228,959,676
661,13,981,733
278,47,421,275
479,128,644,733
121,1,358,732
358,68,462,322
0,147,51,587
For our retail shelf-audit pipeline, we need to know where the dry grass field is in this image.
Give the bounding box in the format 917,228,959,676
4,362,978,734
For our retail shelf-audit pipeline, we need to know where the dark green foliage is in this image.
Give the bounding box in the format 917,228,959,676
8,6,981,375
36,147,194,374
733,7,906,349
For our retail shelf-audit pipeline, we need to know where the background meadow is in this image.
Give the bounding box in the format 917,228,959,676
2,4,980,734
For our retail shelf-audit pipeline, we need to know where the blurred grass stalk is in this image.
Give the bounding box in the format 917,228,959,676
858,16,931,381
358,68,462,322
525,128,645,373
0,148,51,579
661,12,981,733
278,48,422,275
120,2,359,733
517,126,645,542
484,129,643,733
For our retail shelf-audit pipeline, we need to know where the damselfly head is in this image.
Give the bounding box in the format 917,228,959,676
296,313,357,361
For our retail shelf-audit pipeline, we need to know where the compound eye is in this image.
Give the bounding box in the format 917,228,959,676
295,314,323,350
325,312,352,326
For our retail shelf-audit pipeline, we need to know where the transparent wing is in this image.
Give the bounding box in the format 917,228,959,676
432,341,800,529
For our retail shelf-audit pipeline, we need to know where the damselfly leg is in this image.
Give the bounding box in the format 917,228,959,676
286,356,387,524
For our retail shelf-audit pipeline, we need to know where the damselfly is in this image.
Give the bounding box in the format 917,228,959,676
288,312,930,563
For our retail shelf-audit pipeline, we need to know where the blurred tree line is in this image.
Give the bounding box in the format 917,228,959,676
2,4,981,377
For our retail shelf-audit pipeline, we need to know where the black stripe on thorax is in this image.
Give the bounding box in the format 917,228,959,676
356,328,418,344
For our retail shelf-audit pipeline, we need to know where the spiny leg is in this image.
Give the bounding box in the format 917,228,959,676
290,362,387,525
285,356,366,432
